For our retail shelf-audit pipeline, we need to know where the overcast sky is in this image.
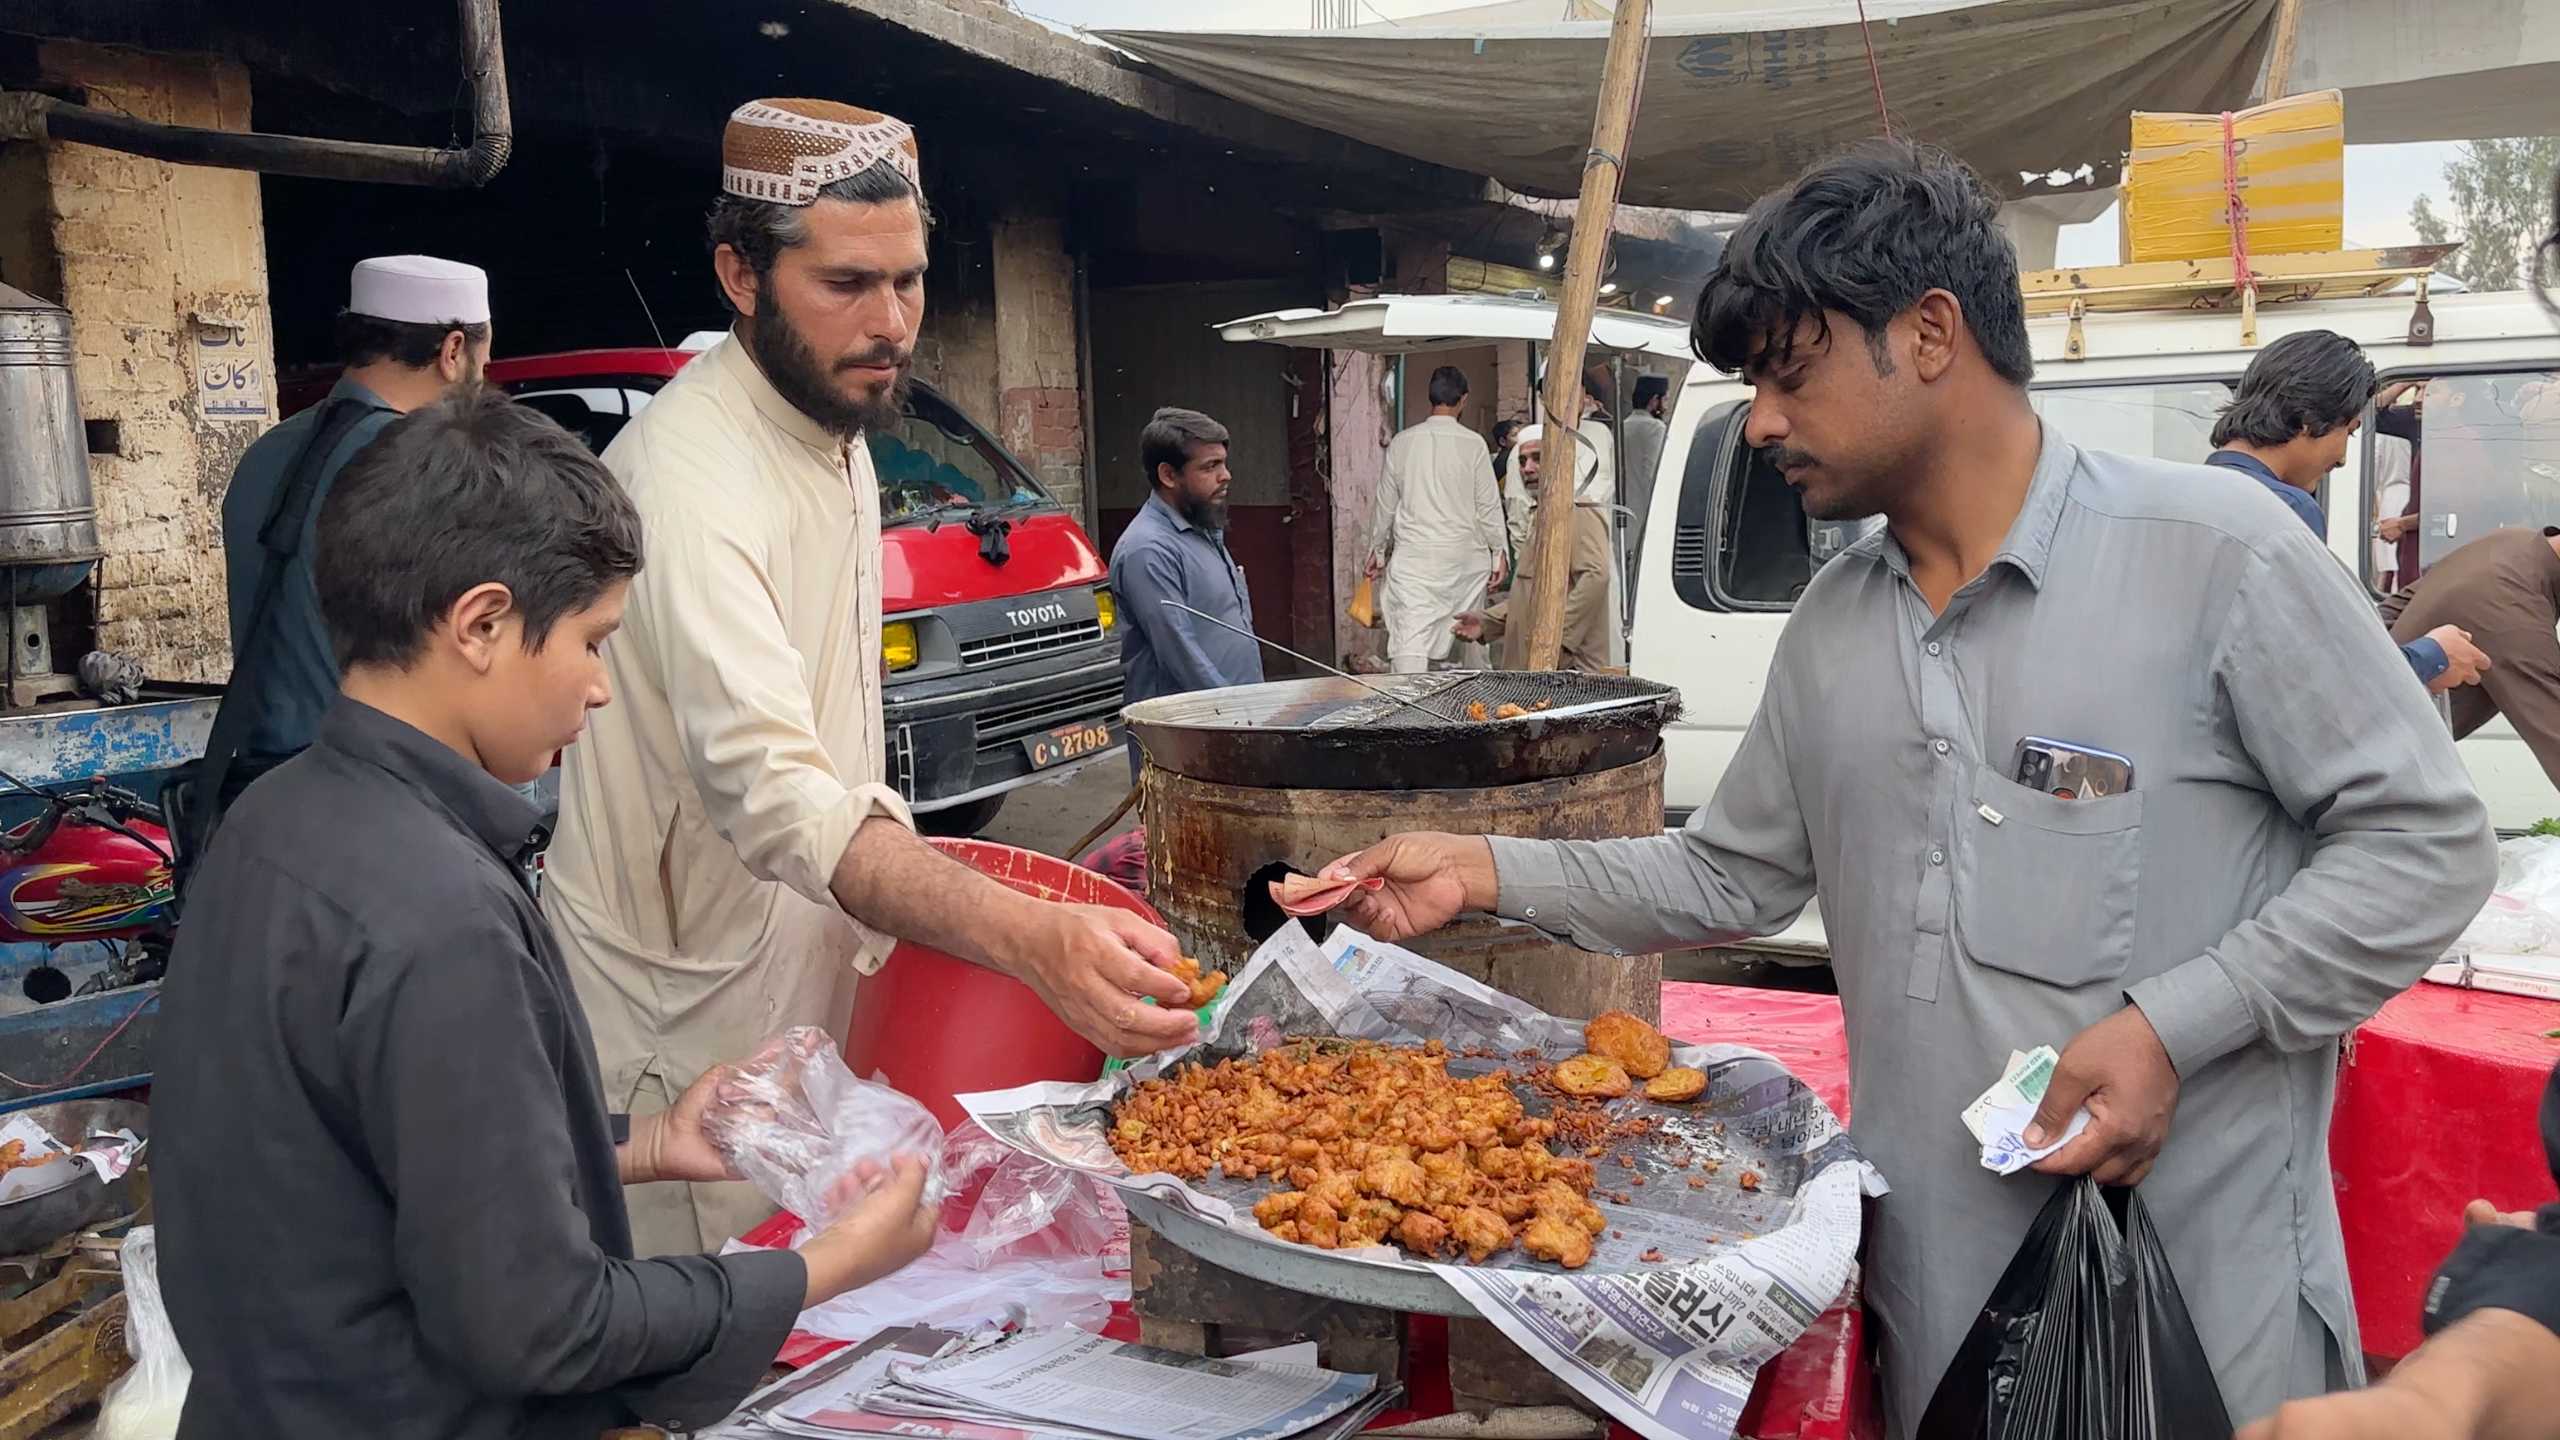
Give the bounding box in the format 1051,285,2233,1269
1017,0,2463,263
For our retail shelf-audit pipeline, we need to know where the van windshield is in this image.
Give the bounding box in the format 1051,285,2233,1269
503,372,1055,524
869,388,1051,525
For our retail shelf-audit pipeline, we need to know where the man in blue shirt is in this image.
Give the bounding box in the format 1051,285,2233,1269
1108,407,1264,779
219,256,492,776
2206,329,2487,693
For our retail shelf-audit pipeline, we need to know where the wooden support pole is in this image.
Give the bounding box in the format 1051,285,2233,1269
2258,0,2304,102
1517,0,1651,672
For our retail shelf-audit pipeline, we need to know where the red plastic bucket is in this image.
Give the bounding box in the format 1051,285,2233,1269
841,837,1145,1132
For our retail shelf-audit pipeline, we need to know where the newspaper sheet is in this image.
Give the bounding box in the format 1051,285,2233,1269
959,926,1882,1440
865,1326,1382,1440
713,1329,1382,1440
703,1325,963,1440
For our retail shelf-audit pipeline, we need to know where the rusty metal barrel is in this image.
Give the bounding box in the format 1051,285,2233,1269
1127,672,1678,1023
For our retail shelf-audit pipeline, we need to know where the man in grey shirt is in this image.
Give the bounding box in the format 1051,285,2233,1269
1325,141,2495,1435
1110,407,1264,778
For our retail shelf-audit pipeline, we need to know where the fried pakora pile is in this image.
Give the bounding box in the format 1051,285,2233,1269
1108,1039,1607,1267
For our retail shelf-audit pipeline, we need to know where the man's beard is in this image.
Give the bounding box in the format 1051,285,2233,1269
1179,492,1228,531
746,282,910,439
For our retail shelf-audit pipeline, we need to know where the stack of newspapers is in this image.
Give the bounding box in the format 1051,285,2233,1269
710,1324,1400,1440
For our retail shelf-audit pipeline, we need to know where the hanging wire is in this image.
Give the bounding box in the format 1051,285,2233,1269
1853,0,1893,139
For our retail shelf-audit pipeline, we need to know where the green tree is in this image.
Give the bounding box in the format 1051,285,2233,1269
2410,137,2560,292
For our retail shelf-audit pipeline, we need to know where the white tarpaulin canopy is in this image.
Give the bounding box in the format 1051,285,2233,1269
1099,0,2283,212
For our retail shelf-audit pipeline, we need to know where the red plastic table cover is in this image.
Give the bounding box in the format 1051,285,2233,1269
742,981,1876,1440
2332,983,2560,1359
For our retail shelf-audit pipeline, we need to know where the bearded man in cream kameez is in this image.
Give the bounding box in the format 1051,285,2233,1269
544,100,1200,1253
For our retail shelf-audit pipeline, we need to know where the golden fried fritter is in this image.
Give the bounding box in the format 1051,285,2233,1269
1553,1054,1632,1099
1307,1170,1364,1215
1585,1011,1671,1080
1298,1196,1343,1249
1644,1066,1707,1103
1396,1210,1452,1257
1167,956,1228,1009
1535,1178,1607,1236
1450,1206,1513,1262
1521,1212,1594,1269
1361,1152,1428,1208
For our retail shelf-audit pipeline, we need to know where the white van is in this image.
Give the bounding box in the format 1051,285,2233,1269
1631,279,2560,956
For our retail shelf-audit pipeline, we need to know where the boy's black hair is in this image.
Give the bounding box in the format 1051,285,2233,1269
1632,375,1670,409
2210,330,2377,448
316,385,644,669
1695,138,2033,386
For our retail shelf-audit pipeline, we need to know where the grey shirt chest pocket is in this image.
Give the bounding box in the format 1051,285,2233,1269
1953,770,2144,989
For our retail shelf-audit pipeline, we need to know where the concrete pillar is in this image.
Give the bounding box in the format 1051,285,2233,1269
992,216,1086,515
0,41,274,682
1495,341,1534,425
1999,188,2121,271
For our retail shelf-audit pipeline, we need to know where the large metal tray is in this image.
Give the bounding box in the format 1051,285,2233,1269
1125,673,1679,791
1124,1189,1479,1318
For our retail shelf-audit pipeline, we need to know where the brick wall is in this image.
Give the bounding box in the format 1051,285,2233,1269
991,217,1085,515
0,41,274,681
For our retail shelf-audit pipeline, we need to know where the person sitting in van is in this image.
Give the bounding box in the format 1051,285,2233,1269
2204,329,2487,693
1455,424,1612,672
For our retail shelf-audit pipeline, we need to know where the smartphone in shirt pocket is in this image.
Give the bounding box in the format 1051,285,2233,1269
2013,736,2135,800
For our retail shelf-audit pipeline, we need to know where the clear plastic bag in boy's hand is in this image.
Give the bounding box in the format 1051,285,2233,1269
1917,1178,2232,1440
701,1027,949,1232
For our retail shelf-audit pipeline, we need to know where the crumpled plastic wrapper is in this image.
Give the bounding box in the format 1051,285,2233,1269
701,1027,949,1232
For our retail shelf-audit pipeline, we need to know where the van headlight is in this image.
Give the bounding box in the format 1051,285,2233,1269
882,620,920,672
1095,588,1117,633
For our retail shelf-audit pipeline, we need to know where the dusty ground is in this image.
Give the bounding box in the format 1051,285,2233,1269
975,754,1138,859
963,756,1831,993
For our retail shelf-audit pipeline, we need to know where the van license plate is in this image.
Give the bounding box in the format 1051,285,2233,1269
1024,721,1114,771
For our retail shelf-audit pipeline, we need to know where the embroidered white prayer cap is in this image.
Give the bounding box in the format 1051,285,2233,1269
348,255,491,326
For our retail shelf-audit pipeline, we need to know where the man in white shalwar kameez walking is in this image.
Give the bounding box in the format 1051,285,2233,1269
1369,366,1507,674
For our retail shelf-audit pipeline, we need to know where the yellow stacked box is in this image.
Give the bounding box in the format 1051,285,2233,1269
2121,89,2345,264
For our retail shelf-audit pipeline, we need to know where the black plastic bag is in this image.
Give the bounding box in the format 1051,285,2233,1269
1917,1178,2233,1440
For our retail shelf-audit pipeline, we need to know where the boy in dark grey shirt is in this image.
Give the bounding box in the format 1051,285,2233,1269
156,387,936,1440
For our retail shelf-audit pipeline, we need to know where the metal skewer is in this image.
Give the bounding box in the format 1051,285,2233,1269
1156,600,1464,724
